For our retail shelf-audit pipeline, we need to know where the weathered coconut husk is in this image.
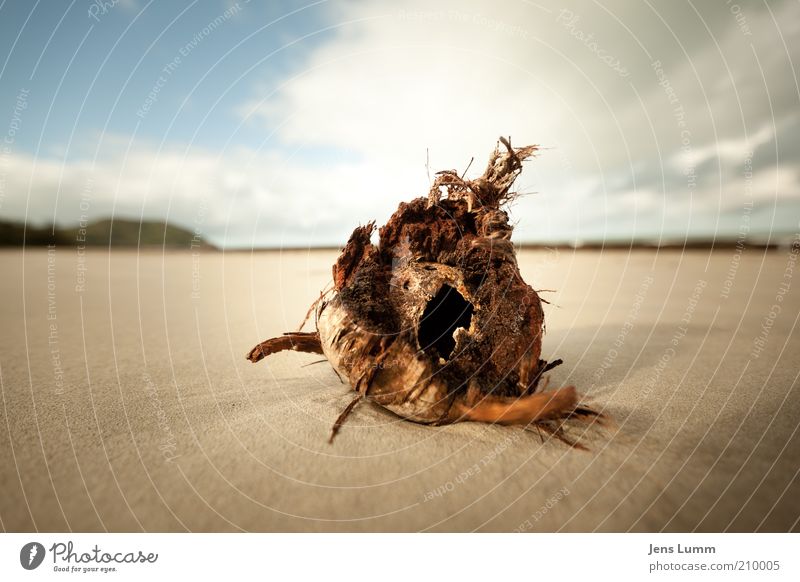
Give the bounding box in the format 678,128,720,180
248,138,603,447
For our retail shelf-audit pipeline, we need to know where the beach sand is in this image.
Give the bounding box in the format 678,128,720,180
1,246,798,532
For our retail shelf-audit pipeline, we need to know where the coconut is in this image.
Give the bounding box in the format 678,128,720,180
247,138,602,446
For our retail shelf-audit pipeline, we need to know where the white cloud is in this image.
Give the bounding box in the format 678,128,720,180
672,123,775,171
3,0,799,247
750,165,800,202
233,0,799,243
1,140,409,247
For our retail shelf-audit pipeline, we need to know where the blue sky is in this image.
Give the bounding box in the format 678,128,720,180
1,0,798,248
0,1,331,153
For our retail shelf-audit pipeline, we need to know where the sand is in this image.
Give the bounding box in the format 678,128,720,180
0,246,798,532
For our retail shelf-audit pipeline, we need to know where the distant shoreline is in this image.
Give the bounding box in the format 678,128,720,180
2,241,789,252
3,218,794,252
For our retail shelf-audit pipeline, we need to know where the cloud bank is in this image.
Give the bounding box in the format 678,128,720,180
2,0,798,247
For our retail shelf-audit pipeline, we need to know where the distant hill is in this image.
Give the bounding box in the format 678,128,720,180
0,218,214,248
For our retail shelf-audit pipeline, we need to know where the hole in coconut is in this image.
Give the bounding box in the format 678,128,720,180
418,284,474,360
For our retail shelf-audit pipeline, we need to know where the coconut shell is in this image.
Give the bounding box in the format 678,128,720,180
248,138,602,446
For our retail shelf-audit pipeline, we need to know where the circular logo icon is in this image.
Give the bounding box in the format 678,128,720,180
20,542,46,570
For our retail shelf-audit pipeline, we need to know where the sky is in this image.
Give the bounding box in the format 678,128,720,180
0,0,798,248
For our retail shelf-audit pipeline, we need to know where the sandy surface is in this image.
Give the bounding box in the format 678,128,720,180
1,246,798,532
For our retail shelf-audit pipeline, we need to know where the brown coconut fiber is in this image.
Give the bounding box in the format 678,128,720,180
247,138,605,448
